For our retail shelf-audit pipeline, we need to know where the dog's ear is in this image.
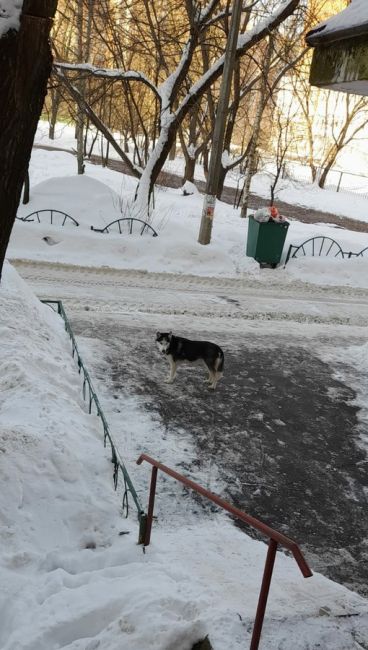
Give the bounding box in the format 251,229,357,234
155,331,161,339
168,331,172,340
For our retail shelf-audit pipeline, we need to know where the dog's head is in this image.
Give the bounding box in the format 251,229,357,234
156,331,172,354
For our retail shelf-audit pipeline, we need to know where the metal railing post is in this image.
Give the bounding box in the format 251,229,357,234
145,466,158,546
336,171,343,193
250,539,278,650
138,513,148,545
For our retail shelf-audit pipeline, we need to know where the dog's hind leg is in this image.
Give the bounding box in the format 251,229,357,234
207,362,223,390
209,373,219,389
209,353,224,389
165,356,177,384
206,367,217,389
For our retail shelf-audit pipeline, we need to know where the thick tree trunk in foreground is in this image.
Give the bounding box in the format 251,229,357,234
0,1,58,281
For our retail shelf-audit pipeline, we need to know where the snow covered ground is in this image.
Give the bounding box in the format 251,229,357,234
35,118,368,216
2,129,368,649
8,143,368,288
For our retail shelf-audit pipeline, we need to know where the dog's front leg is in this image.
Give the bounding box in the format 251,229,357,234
165,356,177,383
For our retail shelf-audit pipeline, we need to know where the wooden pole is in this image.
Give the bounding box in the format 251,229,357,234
198,0,243,245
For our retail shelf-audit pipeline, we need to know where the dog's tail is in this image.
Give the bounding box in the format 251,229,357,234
215,349,224,373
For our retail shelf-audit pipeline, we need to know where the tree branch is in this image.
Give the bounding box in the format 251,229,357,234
55,69,142,178
54,61,161,101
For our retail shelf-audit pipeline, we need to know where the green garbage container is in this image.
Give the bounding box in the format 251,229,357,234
246,215,289,267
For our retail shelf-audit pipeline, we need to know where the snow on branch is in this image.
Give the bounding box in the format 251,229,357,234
0,0,23,38
177,0,300,120
236,0,299,49
221,150,244,170
54,62,160,100
196,0,221,24
158,41,191,118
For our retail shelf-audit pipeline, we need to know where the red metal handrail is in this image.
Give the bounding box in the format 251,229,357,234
137,452,312,650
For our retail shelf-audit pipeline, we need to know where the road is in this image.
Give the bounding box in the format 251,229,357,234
13,259,368,596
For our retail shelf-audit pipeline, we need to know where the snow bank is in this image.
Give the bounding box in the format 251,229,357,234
19,174,121,228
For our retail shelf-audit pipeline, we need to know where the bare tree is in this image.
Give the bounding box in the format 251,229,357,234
290,63,368,187
317,93,368,188
268,99,298,204
55,0,300,217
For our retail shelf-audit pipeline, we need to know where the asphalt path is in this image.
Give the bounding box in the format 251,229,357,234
68,314,368,598
15,258,368,598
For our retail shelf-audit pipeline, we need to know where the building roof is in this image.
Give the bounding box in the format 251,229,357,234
306,0,368,46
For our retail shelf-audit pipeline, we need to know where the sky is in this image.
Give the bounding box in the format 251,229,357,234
1,121,368,649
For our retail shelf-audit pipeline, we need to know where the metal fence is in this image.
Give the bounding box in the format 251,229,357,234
42,299,147,542
260,157,368,199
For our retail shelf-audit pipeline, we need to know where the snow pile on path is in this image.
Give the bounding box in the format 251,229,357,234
1,263,368,649
18,174,122,229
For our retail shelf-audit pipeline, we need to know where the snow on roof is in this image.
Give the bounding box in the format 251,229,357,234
0,0,22,38
306,0,368,46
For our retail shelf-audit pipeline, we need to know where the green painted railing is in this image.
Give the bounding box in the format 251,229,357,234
42,300,147,543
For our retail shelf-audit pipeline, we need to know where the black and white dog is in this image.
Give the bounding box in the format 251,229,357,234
155,332,224,389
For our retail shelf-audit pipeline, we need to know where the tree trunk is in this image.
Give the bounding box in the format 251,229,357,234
76,0,85,175
217,60,241,199
0,1,58,281
318,161,334,189
23,169,30,205
134,123,178,214
217,165,227,200
202,148,209,181
49,85,61,139
169,138,176,161
241,36,273,217
183,156,196,184
198,0,243,244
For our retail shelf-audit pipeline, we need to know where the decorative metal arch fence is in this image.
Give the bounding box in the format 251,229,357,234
285,236,368,265
42,299,146,542
91,217,158,236
22,209,79,226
